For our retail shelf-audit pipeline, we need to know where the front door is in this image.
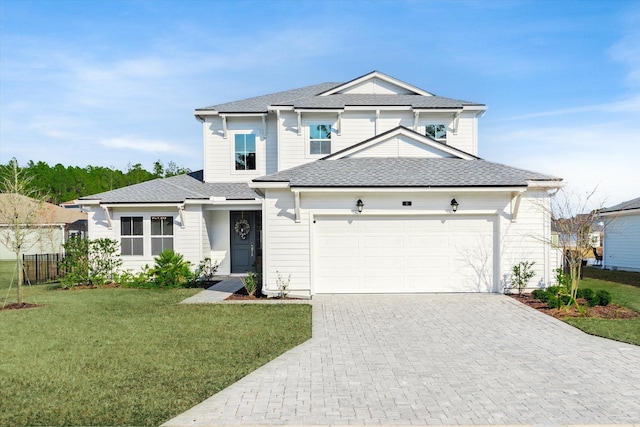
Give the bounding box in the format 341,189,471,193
230,211,257,273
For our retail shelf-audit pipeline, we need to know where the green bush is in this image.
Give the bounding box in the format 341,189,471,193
560,294,572,306
581,288,595,300
547,295,560,309
587,293,600,307
241,271,259,297
596,290,611,306
59,237,122,287
546,285,563,295
531,289,549,302
117,267,153,288
149,250,194,289
509,261,536,295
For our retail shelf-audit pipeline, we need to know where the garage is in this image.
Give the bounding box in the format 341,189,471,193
313,215,496,293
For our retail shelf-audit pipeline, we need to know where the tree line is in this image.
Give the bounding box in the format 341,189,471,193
0,159,191,205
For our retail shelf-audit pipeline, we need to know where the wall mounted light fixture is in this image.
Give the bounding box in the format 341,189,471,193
450,198,459,213
356,199,364,213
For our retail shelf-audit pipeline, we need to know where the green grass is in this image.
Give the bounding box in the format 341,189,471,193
564,272,640,346
0,286,312,426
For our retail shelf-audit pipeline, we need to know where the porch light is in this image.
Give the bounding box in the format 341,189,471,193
450,198,459,213
356,199,364,213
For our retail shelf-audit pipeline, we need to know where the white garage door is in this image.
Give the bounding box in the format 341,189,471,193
314,216,496,293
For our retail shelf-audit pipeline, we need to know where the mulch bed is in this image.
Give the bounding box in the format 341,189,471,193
510,293,638,320
0,302,40,311
225,287,296,301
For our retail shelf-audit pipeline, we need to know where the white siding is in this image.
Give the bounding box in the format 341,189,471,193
202,116,266,183
348,135,453,158
338,78,414,95
263,189,311,296
603,212,640,272
500,191,553,289
86,206,205,273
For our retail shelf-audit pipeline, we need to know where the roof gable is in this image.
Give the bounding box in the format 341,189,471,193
318,71,434,97
323,126,477,161
600,196,640,214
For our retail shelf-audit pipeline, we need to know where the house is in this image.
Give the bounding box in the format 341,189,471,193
600,197,640,272
78,71,562,296
0,194,87,260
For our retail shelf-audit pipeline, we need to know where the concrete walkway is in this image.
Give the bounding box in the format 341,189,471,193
180,278,244,304
164,294,640,426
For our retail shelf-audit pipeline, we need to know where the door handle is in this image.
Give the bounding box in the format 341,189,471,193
250,243,254,257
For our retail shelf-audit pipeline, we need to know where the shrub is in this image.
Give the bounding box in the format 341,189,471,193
546,285,563,295
596,290,611,306
195,257,219,282
149,250,194,288
275,271,291,298
547,295,560,309
241,271,259,297
581,288,594,300
587,293,600,307
509,261,536,295
117,267,153,288
560,294,572,306
60,237,122,287
531,289,548,302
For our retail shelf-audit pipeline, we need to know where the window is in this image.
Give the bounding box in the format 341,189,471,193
235,134,256,170
151,216,173,255
425,124,447,142
121,216,143,256
309,124,331,155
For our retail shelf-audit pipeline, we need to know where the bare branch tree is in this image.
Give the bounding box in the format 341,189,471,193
0,159,51,305
550,187,606,305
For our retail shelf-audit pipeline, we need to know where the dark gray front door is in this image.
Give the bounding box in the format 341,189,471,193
230,211,256,273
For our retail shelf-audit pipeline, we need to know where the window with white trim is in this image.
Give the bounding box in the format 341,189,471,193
151,216,173,255
121,216,143,256
309,124,331,155
425,124,447,142
234,134,256,170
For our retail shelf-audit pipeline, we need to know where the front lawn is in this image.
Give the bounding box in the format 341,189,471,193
0,286,312,426
564,273,640,346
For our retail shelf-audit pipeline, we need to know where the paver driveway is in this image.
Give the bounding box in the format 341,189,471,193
163,294,640,426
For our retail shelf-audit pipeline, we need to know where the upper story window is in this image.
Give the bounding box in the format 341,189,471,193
425,124,447,142
121,216,143,256
151,216,173,255
235,134,256,170
309,124,331,155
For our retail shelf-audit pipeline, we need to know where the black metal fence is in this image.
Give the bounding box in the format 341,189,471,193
22,253,65,284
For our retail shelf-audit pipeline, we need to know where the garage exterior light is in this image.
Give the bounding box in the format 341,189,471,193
450,198,459,213
356,199,364,213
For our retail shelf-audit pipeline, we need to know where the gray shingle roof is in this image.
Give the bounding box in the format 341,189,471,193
253,158,560,188
289,94,481,109
600,196,640,213
196,82,340,113
79,171,259,203
196,80,483,113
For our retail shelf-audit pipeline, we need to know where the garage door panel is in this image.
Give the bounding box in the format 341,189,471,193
314,215,495,294
364,235,403,248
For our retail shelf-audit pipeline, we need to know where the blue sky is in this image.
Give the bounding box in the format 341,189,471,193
1,0,639,206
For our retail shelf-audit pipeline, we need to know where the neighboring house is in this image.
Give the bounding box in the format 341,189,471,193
0,194,87,260
78,71,562,296
600,197,640,272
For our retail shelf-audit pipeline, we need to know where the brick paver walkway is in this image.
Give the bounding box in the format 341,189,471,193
163,294,640,426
